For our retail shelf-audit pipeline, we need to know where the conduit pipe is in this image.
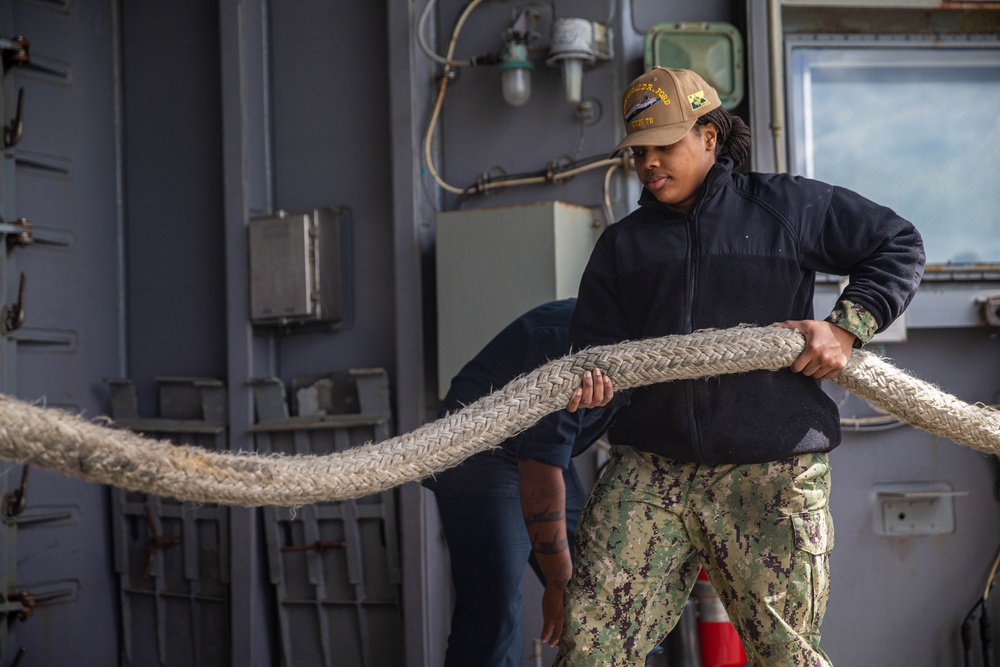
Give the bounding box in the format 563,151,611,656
421,0,488,195
417,0,481,69
768,0,787,173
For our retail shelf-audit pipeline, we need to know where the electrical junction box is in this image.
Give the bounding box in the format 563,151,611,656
872,481,965,537
248,207,352,328
435,201,602,399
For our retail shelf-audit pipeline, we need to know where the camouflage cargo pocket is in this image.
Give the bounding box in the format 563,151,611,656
791,507,834,555
790,507,833,633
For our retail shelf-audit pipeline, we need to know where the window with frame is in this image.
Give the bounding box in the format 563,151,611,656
787,41,1000,267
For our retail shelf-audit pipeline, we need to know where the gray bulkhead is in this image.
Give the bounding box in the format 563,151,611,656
0,1,996,666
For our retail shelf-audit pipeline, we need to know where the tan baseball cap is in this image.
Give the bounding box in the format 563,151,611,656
611,67,722,156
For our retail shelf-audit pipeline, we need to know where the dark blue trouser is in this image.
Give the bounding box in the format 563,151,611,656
426,451,586,667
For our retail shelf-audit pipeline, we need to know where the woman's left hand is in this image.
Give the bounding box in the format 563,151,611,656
777,320,856,381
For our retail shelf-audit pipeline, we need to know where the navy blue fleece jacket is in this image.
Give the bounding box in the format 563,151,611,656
570,159,924,464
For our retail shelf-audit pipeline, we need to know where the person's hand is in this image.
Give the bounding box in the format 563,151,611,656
566,368,613,412
776,319,855,380
539,581,567,647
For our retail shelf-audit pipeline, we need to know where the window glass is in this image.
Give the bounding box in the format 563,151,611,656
789,46,1000,265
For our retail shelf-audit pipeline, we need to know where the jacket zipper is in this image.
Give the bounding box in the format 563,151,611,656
683,209,704,462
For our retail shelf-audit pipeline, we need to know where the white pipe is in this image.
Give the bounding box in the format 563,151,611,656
768,0,786,173
421,0,488,195
417,0,475,69
473,155,628,195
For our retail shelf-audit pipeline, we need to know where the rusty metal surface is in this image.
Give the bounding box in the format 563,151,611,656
784,6,1000,34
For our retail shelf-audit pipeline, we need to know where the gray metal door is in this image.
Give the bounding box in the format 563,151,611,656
0,0,123,663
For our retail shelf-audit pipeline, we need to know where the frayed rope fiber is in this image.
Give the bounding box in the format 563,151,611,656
0,326,996,507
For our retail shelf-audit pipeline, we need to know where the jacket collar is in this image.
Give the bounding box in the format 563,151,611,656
636,157,734,211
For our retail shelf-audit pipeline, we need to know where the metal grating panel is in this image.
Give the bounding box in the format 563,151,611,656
251,368,402,667
105,378,232,667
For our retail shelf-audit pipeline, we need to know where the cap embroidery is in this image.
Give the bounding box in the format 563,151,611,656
624,94,660,122
688,90,709,110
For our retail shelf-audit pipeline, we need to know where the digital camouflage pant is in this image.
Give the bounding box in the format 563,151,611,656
556,446,834,667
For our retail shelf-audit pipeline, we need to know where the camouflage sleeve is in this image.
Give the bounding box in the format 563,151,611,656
825,299,879,346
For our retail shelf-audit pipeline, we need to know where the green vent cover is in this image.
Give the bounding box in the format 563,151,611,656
644,21,745,110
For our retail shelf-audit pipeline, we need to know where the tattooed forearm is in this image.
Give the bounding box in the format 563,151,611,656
551,562,572,588
525,505,564,526
532,530,569,555
521,485,561,505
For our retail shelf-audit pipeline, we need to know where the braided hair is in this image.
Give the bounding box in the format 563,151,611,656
696,107,751,168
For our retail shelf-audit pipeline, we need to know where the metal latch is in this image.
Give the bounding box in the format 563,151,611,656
2,88,23,148
6,591,33,621
978,294,1000,327
1,465,29,519
280,539,346,554
2,585,74,621
143,507,180,579
0,218,33,247
0,35,30,70
1,271,26,335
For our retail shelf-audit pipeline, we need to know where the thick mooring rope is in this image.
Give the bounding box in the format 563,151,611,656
0,326,996,507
